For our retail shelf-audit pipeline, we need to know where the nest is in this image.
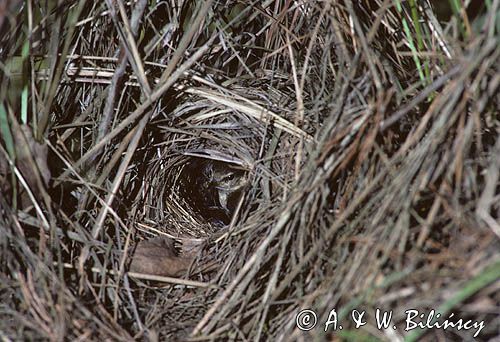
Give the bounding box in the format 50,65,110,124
127,77,306,239
0,0,499,341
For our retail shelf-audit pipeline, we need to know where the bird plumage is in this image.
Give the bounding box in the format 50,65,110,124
180,159,247,225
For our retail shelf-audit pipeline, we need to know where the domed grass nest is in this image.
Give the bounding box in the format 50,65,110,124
124,74,315,238
0,0,499,341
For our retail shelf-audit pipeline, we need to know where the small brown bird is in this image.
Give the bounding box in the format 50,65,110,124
181,159,248,225
202,161,247,215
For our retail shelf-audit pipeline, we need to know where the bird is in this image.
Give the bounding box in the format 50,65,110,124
181,159,247,225
202,160,247,215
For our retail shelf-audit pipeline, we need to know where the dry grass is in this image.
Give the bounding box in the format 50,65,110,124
0,0,499,340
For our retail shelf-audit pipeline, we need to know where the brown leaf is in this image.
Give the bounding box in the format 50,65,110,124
129,236,196,277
